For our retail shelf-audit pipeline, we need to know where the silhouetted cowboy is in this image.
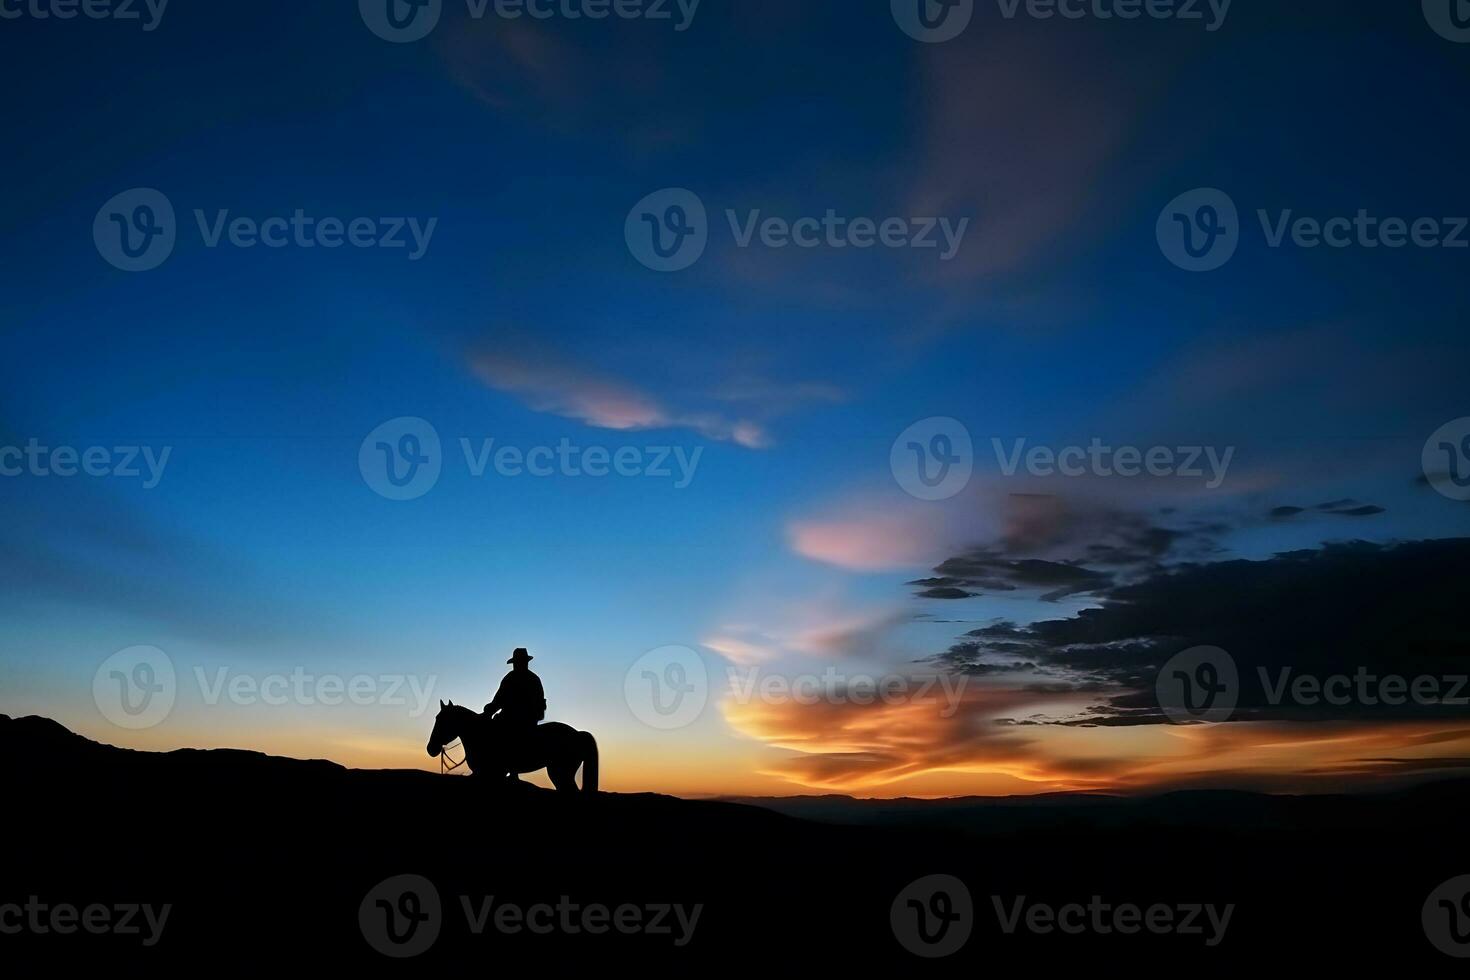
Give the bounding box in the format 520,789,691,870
485,648,546,733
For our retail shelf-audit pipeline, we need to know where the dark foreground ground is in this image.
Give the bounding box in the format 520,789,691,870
2,714,1467,970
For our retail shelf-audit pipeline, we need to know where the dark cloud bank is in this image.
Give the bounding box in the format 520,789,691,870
929,538,1470,726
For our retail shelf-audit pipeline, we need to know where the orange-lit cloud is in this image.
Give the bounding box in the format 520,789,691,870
722,684,1470,798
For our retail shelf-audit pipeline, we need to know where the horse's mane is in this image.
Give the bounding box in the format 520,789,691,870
443,702,479,722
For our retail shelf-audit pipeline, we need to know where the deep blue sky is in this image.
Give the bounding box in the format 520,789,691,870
2,0,1468,793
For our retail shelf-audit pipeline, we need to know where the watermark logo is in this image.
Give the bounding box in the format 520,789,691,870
1423,418,1470,502
1425,875,1470,957
1424,0,1470,43
891,417,973,501
891,0,974,43
1157,645,1237,723
360,0,442,42
360,417,443,501
626,188,708,272
360,874,442,958
94,188,176,272
1157,188,1238,272
93,646,176,730
624,645,707,729
891,874,973,957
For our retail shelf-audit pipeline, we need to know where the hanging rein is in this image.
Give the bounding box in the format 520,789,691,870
439,739,468,774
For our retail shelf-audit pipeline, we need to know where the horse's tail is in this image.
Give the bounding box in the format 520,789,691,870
580,731,599,794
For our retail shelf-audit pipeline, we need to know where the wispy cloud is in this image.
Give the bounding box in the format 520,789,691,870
907,29,1144,283
704,601,916,667
467,348,769,448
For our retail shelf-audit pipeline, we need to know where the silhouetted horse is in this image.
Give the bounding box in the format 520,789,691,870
426,701,598,793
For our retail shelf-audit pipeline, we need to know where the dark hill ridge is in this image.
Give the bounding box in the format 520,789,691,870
0,715,1462,968
718,778,1470,836
0,713,803,844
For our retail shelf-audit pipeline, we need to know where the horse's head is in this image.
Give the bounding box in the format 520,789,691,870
426,699,468,758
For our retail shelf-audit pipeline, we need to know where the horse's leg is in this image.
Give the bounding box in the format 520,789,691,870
548,764,575,792
580,731,598,794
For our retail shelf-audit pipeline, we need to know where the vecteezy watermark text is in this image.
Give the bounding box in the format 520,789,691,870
460,437,702,487
0,440,170,488
461,896,702,945
724,667,968,717
194,666,439,715
994,0,1230,30
993,438,1235,488
359,0,701,44
625,188,969,272
891,0,1230,43
0,898,171,946
0,0,168,30
194,210,436,259
992,895,1234,946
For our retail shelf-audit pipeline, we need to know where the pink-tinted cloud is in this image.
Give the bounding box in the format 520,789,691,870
787,462,1296,576
787,506,956,571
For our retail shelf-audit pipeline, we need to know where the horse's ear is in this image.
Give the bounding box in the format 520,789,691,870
439,699,445,709
448,699,455,707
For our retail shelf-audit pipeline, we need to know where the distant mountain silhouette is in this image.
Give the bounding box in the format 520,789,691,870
2,715,1460,967
718,780,1470,835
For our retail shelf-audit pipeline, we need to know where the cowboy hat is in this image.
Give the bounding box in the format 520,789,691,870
506,647,533,664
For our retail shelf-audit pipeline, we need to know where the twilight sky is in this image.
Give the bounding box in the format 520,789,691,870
2,0,1469,796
